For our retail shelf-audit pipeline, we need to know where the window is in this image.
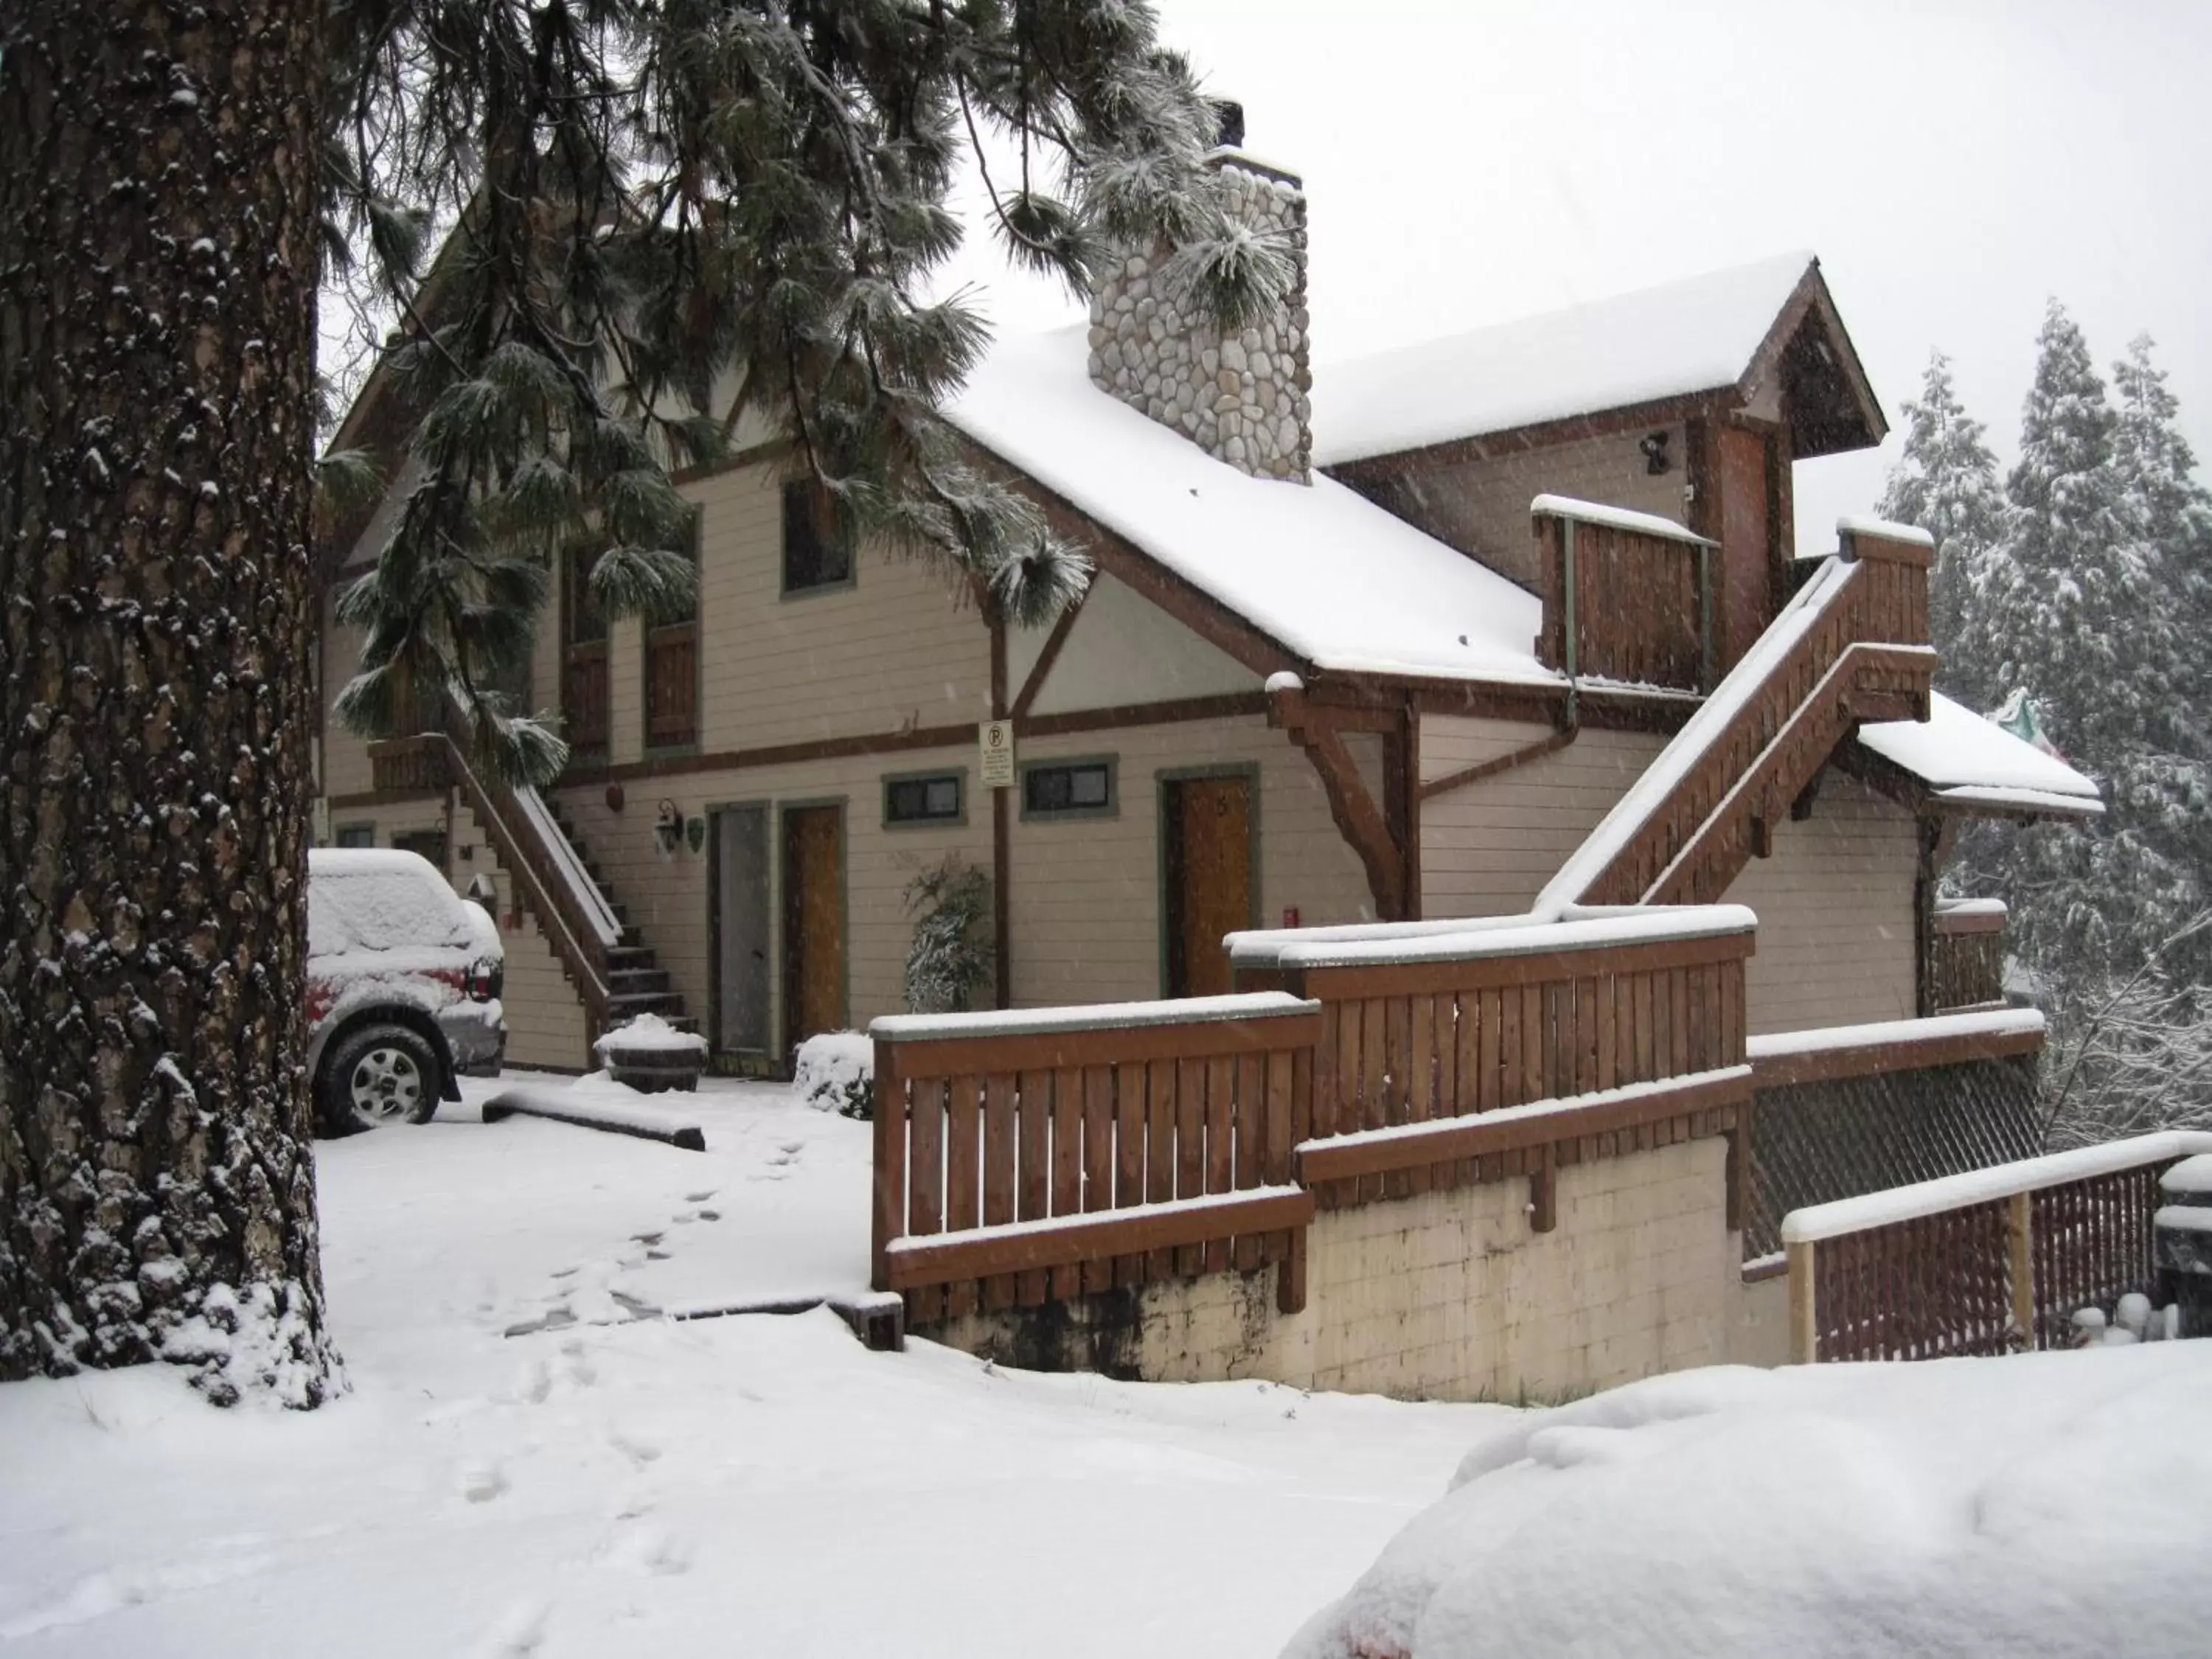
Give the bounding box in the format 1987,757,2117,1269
782,480,852,595
884,771,964,827
1021,758,1116,821
335,823,375,849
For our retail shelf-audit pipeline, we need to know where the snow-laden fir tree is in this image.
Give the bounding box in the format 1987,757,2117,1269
2110,335,2212,755
1878,351,2006,709
324,0,1295,785
1,0,1283,1404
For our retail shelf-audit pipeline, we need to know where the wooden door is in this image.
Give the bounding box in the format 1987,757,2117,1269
782,804,845,1049
1165,775,1252,998
1718,422,1775,671
714,807,771,1054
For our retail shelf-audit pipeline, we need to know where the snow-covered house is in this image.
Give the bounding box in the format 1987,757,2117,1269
315,145,2098,1287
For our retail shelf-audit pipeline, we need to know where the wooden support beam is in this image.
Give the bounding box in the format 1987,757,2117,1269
1418,726,1576,801
990,615,1012,1010
1292,723,1407,920
1787,1239,1818,1363
2006,1191,2036,1350
1009,589,1085,720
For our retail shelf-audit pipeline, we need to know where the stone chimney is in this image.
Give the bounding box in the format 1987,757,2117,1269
1085,111,1312,482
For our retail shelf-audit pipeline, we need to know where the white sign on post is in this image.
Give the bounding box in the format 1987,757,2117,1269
979,719,1016,789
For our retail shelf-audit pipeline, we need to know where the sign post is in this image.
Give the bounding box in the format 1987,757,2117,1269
979,719,1015,790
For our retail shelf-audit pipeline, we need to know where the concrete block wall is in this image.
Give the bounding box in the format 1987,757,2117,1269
925,1138,1736,1402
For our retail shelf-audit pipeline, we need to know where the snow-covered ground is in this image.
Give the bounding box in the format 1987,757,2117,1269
1289,1340,2212,1659
7,1071,2206,1658
0,1074,1498,1658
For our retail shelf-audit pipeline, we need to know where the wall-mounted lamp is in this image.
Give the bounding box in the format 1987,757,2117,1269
1640,431,1672,476
653,799,684,857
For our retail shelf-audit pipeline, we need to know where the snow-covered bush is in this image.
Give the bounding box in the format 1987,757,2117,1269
795,1032,874,1120
902,855,993,1015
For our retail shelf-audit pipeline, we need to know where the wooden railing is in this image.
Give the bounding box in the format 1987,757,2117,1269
1929,901,2006,1012
1781,1130,2212,1363
1533,496,1717,693
872,996,1322,1326
1541,520,1936,911
366,733,453,796
645,620,698,749
870,908,1763,1329
436,709,614,1039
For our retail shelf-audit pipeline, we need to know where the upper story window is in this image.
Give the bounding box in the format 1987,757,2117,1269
1021,758,1116,821
782,480,852,595
884,771,964,827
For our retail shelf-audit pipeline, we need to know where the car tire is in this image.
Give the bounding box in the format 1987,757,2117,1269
320,1023,442,1135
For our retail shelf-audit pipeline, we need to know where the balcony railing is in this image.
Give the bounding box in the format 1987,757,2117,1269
366,733,453,796
1929,900,2006,1012
1532,495,1717,693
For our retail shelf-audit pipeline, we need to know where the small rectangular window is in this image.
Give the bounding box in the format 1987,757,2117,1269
335,823,375,849
782,480,853,595
884,772,964,827
1021,759,1116,821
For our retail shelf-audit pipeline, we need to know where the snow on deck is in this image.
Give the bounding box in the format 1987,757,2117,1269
872,990,1316,1042
1857,691,2101,808
1745,1006,2044,1062
1310,251,1815,466
945,327,1550,684
0,1068,1498,1659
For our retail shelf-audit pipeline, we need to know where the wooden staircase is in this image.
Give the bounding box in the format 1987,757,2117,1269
540,800,696,1033
1542,522,1937,912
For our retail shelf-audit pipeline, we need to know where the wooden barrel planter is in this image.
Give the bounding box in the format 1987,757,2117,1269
594,1014,708,1093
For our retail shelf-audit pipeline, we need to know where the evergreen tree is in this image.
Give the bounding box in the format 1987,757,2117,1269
1878,351,2005,709
2,0,1274,1402
2110,335,2212,753
324,0,1292,783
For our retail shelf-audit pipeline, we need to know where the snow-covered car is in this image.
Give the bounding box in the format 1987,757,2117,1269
306,848,506,1133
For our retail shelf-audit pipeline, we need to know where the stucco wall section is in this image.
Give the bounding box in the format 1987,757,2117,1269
1723,773,1919,1036
1332,426,1688,591
319,590,375,801
1419,717,1666,918
1727,1270,1792,1368
926,1138,1733,1402
1005,573,1259,716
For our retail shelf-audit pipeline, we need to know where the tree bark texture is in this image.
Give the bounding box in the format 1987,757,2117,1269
0,0,340,1403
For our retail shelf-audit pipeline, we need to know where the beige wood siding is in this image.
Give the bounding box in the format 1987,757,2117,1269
450,804,592,1071
1006,572,1257,714
1419,717,1665,917
1009,718,1375,1008
1334,426,1688,591
683,459,991,753
556,744,992,1053
1724,773,1918,1037
319,591,376,801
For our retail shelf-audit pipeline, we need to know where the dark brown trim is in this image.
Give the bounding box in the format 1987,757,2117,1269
1402,678,1699,734
990,615,1012,1011
1933,906,2006,938
1750,1022,2042,1090
1009,590,1086,720
1321,388,1739,478
1018,691,1268,739
1294,1071,1750,1186
1418,726,1576,801
886,1007,1324,1080
950,430,1304,681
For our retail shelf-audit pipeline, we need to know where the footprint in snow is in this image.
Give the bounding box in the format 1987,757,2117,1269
609,1427,662,1467
459,1460,509,1503
470,1596,551,1659
631,1231,664,1246
684,1189,717,1202
671,1212,696,1225
697,1208,720,1221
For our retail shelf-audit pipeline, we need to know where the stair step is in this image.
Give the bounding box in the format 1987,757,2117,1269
605,944,655,967
607,992,686,1019
608,968,672,995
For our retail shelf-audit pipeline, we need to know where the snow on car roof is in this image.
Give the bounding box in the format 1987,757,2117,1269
308,847,481,957
945,326,1551,685
1857,692,2103,814
1310,251,1817,467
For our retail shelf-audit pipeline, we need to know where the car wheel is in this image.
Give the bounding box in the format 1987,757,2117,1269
321,1023,442,1134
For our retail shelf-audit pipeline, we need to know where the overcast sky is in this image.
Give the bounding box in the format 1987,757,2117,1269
941,0,2212,553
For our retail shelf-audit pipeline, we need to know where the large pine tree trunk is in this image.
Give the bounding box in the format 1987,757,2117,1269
0,0,340,1403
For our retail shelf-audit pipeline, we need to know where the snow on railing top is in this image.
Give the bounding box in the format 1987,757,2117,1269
1780,1130,2212,1245
511,785,622,948
1933,897,2008,919
1746,1006,2043,1062
1229,904,1756,973
1836,513,1936,551
870,991,1318,1043
1294,1064,1753,1160
1534,552,1857,910
1529,493,1717,548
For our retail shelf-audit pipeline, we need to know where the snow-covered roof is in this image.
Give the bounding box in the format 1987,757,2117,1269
945,326,1551,684
1310,252,1818,467
1857,692,2103,816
